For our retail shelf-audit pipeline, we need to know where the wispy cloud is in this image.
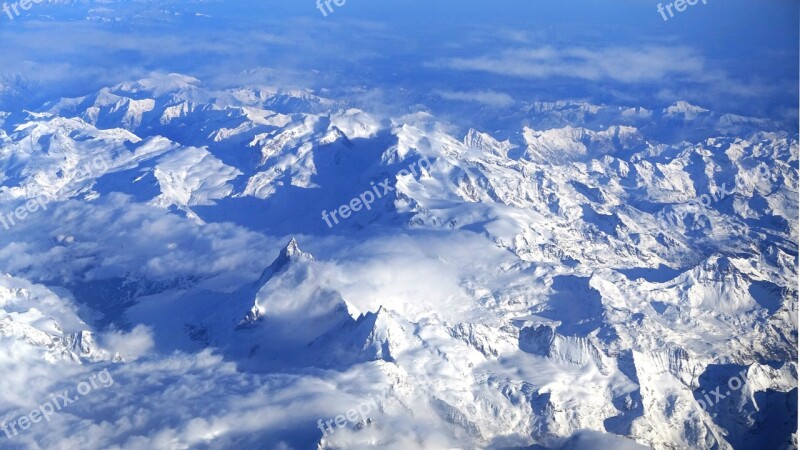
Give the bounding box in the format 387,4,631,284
432,46,707,83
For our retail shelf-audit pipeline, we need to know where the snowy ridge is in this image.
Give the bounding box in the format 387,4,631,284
0,75,795,449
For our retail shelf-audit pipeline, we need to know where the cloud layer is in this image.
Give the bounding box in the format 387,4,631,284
434,46,706,83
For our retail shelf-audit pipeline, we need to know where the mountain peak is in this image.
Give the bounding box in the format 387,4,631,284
114,73,201,97
282,237,301,258
253,238,314,288
273,237,314,269
278,237,314,262
664,101,709,118
464,128,514,157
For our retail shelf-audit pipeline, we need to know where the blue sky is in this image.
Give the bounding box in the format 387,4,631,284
0,0,797,128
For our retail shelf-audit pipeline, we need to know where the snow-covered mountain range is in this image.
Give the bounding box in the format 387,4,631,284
0,73,795,449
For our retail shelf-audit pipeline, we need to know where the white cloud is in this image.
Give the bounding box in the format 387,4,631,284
0,347,468,449
433,46,707,83
100,325,154,361
0,193,277,288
